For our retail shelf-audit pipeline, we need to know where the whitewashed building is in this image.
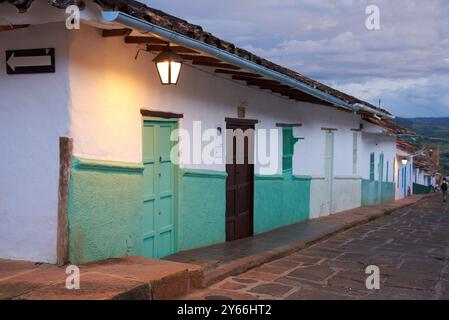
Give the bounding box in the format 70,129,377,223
1,0,409,264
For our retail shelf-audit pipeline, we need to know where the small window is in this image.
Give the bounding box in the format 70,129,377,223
370,152,375,181
282,127,294,173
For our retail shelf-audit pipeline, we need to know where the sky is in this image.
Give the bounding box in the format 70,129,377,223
147,0,449,118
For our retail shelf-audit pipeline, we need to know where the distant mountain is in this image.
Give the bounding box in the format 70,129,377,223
395,117,449,140
394,117,449,175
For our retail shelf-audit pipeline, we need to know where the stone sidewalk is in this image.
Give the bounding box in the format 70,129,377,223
0,256,201,300
183,195,449,300
167,195,431,287
0,194,429,300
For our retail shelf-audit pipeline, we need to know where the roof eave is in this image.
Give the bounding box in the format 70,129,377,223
102,11,391,118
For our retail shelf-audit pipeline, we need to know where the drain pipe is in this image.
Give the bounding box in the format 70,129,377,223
102,11,363,113
353,103,394,119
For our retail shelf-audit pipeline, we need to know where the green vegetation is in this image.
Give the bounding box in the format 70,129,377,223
395,117,449,176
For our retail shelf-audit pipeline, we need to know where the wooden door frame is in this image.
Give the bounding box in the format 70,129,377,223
225,117,257,240
142,116,180,255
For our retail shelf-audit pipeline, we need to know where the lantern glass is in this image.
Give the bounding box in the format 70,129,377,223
153,47,183,85
170,61,182,84
402,159,408,165
156,61,170,84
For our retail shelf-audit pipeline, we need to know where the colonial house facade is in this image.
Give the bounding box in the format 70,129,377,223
0,0,426,265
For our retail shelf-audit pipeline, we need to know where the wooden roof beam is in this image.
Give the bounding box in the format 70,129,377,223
192,61,241,70
214,69,263,78
0,24,29,32
125,36,168,45
147,45,200,54
102,28,132,37
234,76,280,86
180,55,222,63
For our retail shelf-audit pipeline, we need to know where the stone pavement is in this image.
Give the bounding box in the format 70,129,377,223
0,256,201,300
168,195,428,286
183,195,449,300
0,194,431,300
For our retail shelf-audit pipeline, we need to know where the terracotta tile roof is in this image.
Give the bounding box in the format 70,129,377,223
397,138,421,155
397,138,439,173
363,116,416,135
2,0,394,117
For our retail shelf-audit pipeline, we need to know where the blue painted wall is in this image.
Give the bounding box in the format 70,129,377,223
254,174,311,234
178,169,227,250
361,179,395,205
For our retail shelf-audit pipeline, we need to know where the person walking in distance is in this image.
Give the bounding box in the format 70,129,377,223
442,178,448,202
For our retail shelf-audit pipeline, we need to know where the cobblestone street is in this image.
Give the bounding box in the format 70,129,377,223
186,195,449,300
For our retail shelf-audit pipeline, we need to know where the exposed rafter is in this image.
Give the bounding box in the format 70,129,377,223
146,45,199,54
102,28,132,37
214,69,262,78
125,36,168,45
192,61,241,70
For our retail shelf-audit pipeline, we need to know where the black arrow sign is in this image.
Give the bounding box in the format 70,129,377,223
6,48,55,75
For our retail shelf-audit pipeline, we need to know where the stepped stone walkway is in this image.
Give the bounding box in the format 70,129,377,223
0,256,201,300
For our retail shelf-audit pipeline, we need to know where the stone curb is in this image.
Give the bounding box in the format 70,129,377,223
201,195,433,288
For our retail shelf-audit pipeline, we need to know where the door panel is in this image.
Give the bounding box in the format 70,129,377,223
226,122,254,241
142,121,176,258
324,131,334,215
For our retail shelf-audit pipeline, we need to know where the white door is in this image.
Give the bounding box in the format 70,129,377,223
324,131,335,215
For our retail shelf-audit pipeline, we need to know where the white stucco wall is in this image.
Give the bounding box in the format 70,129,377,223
0,22,71,263
69,23,402,220
0,14,399,263
68,23,367,178
358,126,397,183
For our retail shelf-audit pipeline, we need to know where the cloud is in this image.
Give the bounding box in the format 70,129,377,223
146,0,449,117
331,78,429,101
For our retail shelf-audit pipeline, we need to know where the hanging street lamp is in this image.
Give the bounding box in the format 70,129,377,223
153,45,183,85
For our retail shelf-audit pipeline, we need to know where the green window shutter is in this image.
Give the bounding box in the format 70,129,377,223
352,132,358,175
386,160,389,182
282,127,294,172
378,153,384,182
369,152,375,181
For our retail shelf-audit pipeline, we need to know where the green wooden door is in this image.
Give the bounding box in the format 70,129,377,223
142,120,176,258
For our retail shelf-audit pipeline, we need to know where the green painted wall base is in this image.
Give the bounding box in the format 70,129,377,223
178,169,227,250
254,173,311,234
413,183,432,194
361,179,395,205
68,157,144,264
68,159,312,263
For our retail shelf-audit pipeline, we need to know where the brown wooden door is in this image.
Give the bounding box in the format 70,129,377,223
226,120,255,241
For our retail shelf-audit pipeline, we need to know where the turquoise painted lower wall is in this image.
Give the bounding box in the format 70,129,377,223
413,183,432,194
361,179,395,205
68,157,144,264
68,160,311,263
178,169,227,250
254,173,311,234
